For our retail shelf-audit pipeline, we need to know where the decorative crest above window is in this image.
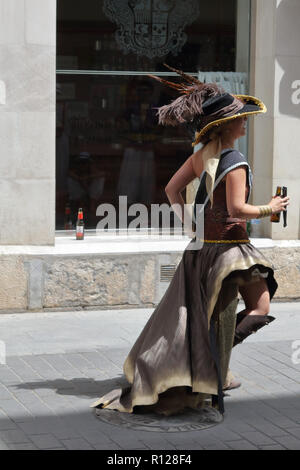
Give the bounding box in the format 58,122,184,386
103,0,200,58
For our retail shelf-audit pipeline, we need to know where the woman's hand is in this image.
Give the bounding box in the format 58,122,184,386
268,195,290,214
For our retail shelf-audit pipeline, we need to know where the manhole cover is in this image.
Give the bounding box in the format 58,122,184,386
94,406,223,432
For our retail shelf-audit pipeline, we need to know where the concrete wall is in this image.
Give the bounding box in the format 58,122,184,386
249,0,300,239
0,0,56,245
0,245,299,313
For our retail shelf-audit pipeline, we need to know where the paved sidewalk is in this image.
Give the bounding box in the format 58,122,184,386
0,302,299,450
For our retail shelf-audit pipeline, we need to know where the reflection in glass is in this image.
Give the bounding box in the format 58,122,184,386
56,74,190,229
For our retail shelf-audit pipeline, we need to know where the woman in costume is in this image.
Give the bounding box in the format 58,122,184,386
91,65,290,417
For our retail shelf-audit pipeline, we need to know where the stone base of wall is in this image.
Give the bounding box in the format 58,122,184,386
0,246,299,314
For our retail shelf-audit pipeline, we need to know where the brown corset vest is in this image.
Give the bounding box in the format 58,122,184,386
202,175,250,243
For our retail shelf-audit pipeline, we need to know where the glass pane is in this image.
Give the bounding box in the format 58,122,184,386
57,0,237,73
56,0,250,232
56,73,191,230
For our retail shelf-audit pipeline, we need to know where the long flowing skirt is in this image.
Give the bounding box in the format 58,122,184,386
91,240,278,415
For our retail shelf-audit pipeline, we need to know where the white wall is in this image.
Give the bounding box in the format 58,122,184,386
249,0,300,239
273,0,300,239
0,0,56,245
236,0,251,74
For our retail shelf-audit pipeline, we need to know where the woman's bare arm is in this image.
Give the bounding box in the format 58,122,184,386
165,148,203,225
226,167,290,219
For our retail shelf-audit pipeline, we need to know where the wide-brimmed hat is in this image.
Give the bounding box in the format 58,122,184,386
148,64,267,146
192,92,266,146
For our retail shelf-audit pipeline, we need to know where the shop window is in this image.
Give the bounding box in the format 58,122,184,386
56,0,250,232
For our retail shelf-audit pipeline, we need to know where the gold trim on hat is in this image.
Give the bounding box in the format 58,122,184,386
197,239,250,244
192,94,267,147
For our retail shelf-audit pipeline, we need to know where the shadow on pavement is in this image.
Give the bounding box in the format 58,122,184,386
13,375,129,399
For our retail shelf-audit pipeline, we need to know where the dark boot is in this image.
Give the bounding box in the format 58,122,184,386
235,311,248,327
233,314,275,347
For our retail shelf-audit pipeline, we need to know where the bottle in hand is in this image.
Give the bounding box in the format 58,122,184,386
282,186,287,227
76,208,84,240
270,186,282,223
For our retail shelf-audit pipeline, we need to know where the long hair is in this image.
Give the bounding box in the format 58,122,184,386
199,121,230,146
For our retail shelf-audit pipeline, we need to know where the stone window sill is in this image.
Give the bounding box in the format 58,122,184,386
0,234,300,256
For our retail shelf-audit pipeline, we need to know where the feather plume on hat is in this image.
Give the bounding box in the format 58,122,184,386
148,64,225,127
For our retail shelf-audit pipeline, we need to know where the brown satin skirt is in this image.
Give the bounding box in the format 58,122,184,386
91,240,278,415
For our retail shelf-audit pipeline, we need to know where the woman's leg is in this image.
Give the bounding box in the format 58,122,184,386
226,279,273,383
233,278,274,347
238,278,270,317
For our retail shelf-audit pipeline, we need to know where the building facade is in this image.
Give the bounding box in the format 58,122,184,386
0,0,299,312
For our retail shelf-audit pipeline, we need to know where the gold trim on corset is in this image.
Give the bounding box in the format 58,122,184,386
198,239,250,244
